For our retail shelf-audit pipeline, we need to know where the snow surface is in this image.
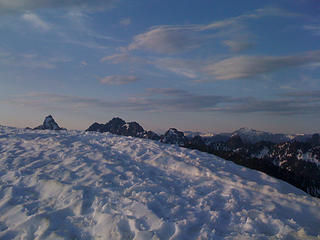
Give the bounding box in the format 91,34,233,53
0,126,320,240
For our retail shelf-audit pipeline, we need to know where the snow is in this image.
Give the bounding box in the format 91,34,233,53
184,131,215,138
232,128,298,144
0,125,320,240
123,123,130,130
250,147,270,159
297,150,320,167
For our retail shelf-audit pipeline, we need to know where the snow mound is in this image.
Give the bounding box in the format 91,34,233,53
0,126,319,240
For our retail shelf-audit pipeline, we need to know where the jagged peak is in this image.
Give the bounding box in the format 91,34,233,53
34,115,64,131
108,117,126,123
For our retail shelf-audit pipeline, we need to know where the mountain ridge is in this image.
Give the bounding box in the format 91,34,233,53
85,117,320,198
26,115,320,198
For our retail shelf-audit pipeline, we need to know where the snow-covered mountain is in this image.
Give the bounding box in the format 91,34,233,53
184,131,215,138
87,118,314,146
231,127,296,144
0,125,320,239
201,127,312,144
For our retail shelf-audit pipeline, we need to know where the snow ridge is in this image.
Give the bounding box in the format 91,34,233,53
0,126,319,239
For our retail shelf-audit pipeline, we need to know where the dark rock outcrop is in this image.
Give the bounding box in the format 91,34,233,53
105,117,126,134
86,117,160,140
120,122,145,137
86,117,125,134
142,130,161,140
160,128,188,146
34,115,65,130
86,122,106,132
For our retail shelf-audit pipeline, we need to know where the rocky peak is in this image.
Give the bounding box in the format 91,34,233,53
142,130,160,140
86,122,105,132
34,115,65,130
86,118,152,139
105,117,126,134
161,128,187,146
120,121,145,137
106,117,126,127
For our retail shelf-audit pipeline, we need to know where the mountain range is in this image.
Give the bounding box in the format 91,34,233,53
185,127,312,144
85,117,320,198
32,115,320,198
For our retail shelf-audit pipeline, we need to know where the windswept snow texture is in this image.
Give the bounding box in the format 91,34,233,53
0,126,320,240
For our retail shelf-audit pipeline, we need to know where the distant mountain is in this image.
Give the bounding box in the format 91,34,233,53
206,136,320,197
120,122,145,137
161,128,188,146
34,115,65,130
184,131,214,138
200,127,312,144
230,127,295,144
86,117,160,140
141,130,161,140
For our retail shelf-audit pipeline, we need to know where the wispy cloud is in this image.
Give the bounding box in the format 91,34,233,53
204,50,320,80
100,75,140,85
65,10,121,42
102,49,320,81
128,25,205,54
4,88,320,115
282,90,320,98
127,7,298,54
101,54,202,79
22,12,51,31
120,18,131,27
223,40,253,52
146,88,190,97
152,57,200,78
60,36,110,50
303,23,320,36
51,10,123,50
0,48,71,69
101,53,131,63
101,53,148,65
0,0,116,14
221,98,320,115
99,7,306,81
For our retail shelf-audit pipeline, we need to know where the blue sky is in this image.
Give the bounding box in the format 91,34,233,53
0,0,320,133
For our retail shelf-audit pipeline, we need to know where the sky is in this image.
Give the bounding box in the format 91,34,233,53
0,0,320,134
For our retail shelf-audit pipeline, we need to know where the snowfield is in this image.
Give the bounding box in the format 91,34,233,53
0,126,319,240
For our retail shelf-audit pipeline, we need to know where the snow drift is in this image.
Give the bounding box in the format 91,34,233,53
0,126,319,239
